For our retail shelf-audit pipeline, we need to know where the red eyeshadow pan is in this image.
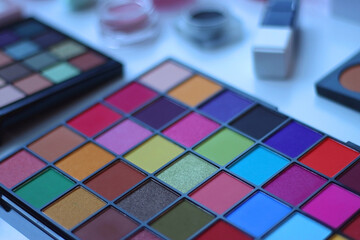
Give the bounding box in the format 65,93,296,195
106,82,157,113
195,220,252,240
299,138,359,177
68,104,122,137
342,213,360,240
0,150,46,188
69,52,106,71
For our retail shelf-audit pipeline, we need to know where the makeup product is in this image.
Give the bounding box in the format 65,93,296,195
0,59,359,240
0,0,22,27
0,18,123,128
252,0,299,78
331,0,360,24
98,0,159,46
176,4,242,48
317,51,360,111
66,0,97,11
152,0,194,10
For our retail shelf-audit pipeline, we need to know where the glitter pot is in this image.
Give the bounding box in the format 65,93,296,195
98,0,159,46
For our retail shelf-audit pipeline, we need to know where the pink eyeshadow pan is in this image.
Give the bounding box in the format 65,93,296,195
0,51,12,67
264,164,326,206
190,172,253,214
129,229,162,240
106,82,157,113
96,119,152,155
163,112,220,147
69,52,106,71
13,74,52,95
302,184,360,228
0,150,46,188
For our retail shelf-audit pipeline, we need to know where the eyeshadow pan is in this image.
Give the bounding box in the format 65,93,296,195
73,207,138,240
140,61,192,92
0,51,12,67
299,138,359,177
190,172,253,214
195,128,254,166
14,168,74,208
23,52,58,71
5,40,40,60
0,31,18,47
14,74,52,95
42,62,80,84
264,164,326,206
302,184,360,228
117,180,178,221
163,112,219,147
43,187,105,230
0,150,45,189
69,52,106,71
86,161,146,201
96,119,152,155
28,126,85,162
125,135,184,173
342,213,360,240
128,229,162,240
0,85,25,108
55,143,115,180
265,212,331,240
195,220,253,240
50,40,86,60
33,31,65,48
200,90,253,123
134,97,186,130
231,105,287,139
157,153,218,193
68,104,122,137
106,82,157,113
0,63,31,83
169,75,222,107
328,235,349,240
151,200,214,240
14,20,47,38
337,160,360,194
226,191,291,237
265,121,323,158
229,146,289,186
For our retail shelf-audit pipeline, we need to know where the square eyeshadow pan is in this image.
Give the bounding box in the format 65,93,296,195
0,59,359,240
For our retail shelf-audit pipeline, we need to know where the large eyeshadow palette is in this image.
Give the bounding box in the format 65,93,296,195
0,18,122,127
1,59,360,240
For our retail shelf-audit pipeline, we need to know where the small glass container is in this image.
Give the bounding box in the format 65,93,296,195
98,0,159,46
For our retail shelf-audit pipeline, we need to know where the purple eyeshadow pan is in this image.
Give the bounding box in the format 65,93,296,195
0,31,19,47
200,90,253,122
33,31,65,48
264,121,323,158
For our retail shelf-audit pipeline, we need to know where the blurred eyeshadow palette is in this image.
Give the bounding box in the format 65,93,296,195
1,59,360,240
0,18,123,127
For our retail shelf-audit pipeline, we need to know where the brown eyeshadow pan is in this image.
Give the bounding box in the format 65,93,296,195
73,207,138,240
28,126,85,162
13,74,53,95
69,52,106,71
340,65,360,93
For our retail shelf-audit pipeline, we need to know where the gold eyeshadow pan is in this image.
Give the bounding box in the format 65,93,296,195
0,59,359,240
0,18,123,128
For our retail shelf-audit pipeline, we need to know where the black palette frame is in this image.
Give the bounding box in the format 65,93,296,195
0,59,359,240
0,17,123,128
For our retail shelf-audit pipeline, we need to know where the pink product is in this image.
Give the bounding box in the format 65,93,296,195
0,0,22,27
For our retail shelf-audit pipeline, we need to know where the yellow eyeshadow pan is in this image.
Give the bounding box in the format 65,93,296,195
0,59,359,240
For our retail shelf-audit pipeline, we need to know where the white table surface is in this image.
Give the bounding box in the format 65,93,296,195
0,0,360,238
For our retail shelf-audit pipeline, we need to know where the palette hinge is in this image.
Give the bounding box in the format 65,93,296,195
0,194,12,212
346,141,360,152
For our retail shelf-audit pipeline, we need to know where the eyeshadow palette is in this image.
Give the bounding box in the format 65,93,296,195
1,59,360,240
0,18,123,127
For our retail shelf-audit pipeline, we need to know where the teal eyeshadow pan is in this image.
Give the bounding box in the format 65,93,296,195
0,18,123,128
0,59,359,240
